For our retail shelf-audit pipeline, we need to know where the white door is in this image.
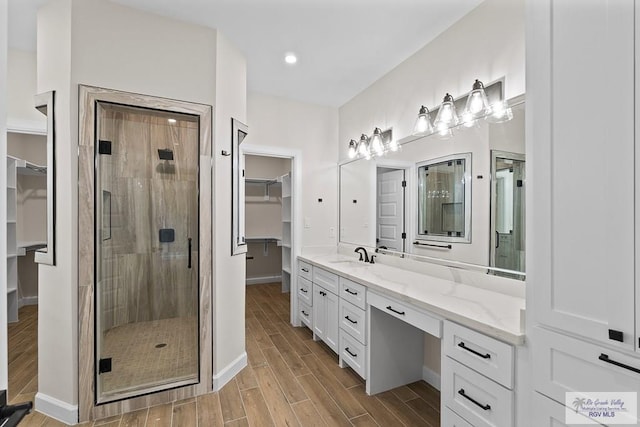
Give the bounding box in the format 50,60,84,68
377,169,405,251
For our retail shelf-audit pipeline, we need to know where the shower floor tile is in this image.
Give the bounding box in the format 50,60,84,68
100,316,198,396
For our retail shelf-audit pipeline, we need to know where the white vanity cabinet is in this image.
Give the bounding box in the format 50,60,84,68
441,321,515,427
338,277,368,379
528,0,640,422
297,261,313,328
312,267,340,353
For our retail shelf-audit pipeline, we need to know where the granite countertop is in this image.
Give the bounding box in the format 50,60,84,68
298,253,526,346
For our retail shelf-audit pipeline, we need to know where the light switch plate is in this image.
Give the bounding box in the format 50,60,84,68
304,217,311,228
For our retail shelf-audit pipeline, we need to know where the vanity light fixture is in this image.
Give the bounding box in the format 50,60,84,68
347,139,358,159
461,79,491,127
370,127,385,157
413,105,435,136
486,99,513,123
387,136,399,152
433,93,459,136
357,134,371,159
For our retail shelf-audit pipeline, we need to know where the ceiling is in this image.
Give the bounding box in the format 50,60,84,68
8,0,483,107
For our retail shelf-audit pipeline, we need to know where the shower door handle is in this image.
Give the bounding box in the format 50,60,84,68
188,238,192,269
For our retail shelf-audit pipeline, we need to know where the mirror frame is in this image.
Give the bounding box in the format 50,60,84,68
415,152,472,244
33,91,55,266
231,118,248,255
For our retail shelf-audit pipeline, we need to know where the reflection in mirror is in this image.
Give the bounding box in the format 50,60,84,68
377,167,406,252
417,153,471,243
490,151,525,276
339,97,525,276
232,118,248,255
33,91,55,265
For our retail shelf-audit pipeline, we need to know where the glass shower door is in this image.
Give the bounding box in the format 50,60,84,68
95,102,200,403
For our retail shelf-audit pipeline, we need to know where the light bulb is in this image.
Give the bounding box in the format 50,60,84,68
461,111,476,128
487,100,513,123
463,80,491,120
370,128,385,157
347,139,357,159
388,138,399,152
413,105,434,136
433,93,459,132
357,134,370,158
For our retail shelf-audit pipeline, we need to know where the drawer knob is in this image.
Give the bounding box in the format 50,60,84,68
386,306,405,316
344,315,357,324
345,288,358,296
458,388,491,411
458,342,491,359
301,310,309,317
301,268,309,273
345,347,357,358
300,288,308,293
599,353,640,375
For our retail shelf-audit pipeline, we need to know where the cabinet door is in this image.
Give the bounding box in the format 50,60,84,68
324,290,339,353
313,285,326,340
529,0,636,350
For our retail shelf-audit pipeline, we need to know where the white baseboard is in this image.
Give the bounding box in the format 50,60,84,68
19,296,38,308
35,392,78,425
246,275,282,285
212,352,247,391
422,365,441,391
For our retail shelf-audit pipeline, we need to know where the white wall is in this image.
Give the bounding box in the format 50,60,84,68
36,0,247,416
247,92,339,248
0,0,9,393
7,49,45,131
212,31,248,378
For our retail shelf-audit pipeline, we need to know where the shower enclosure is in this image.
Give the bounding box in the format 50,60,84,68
77,87,212,415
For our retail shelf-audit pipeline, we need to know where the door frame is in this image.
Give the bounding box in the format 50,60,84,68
241,144,302,326
77,85,213,421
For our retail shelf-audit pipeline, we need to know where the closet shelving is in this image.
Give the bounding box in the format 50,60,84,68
281,172,292,292
245,178,280,201
6,156,46,323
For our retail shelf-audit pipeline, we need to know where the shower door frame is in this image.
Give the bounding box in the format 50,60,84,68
78,85,213,422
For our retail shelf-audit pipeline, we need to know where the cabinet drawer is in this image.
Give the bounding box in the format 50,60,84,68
443,321,514,389
298,260,312,281
531,391,601,427
442,357,513,427
299,301,312,329
298,276,312,306
339,299,366,345
533,326,640,406
313,267,339,295
340,331,366,379
441,407,473,427
368,291,442,338
340,277,366,310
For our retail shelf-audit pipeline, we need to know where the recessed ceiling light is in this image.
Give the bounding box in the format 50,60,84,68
168,118,177,124
284,53,297,65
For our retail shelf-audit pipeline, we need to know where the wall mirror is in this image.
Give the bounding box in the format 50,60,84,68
231,118,248,255
417,153,471,244
339,96,525,277
33,91,55,266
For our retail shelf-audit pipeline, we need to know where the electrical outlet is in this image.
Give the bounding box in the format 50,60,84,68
304,217,311,228
329,227,335,238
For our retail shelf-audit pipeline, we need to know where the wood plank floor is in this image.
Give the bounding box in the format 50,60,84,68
9,283,441,426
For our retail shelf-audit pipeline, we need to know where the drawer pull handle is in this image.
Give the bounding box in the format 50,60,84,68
344,316,357,324
345,288,358,296
599,353,640,374
320,291,327,297
301,310,309,317
458,388,491,411
458,342,491,359
386,306,405,316
300,288,308,293
345,347,357,358
301,268,309,273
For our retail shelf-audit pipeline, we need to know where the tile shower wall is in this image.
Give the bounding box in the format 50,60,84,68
97,107,199,331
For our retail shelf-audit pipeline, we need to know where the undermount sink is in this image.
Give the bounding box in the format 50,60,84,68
328,259,372,267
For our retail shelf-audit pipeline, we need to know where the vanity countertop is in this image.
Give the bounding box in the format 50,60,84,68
298,253,526,346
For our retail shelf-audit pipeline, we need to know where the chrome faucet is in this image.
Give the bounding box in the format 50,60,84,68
354,247,370,263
